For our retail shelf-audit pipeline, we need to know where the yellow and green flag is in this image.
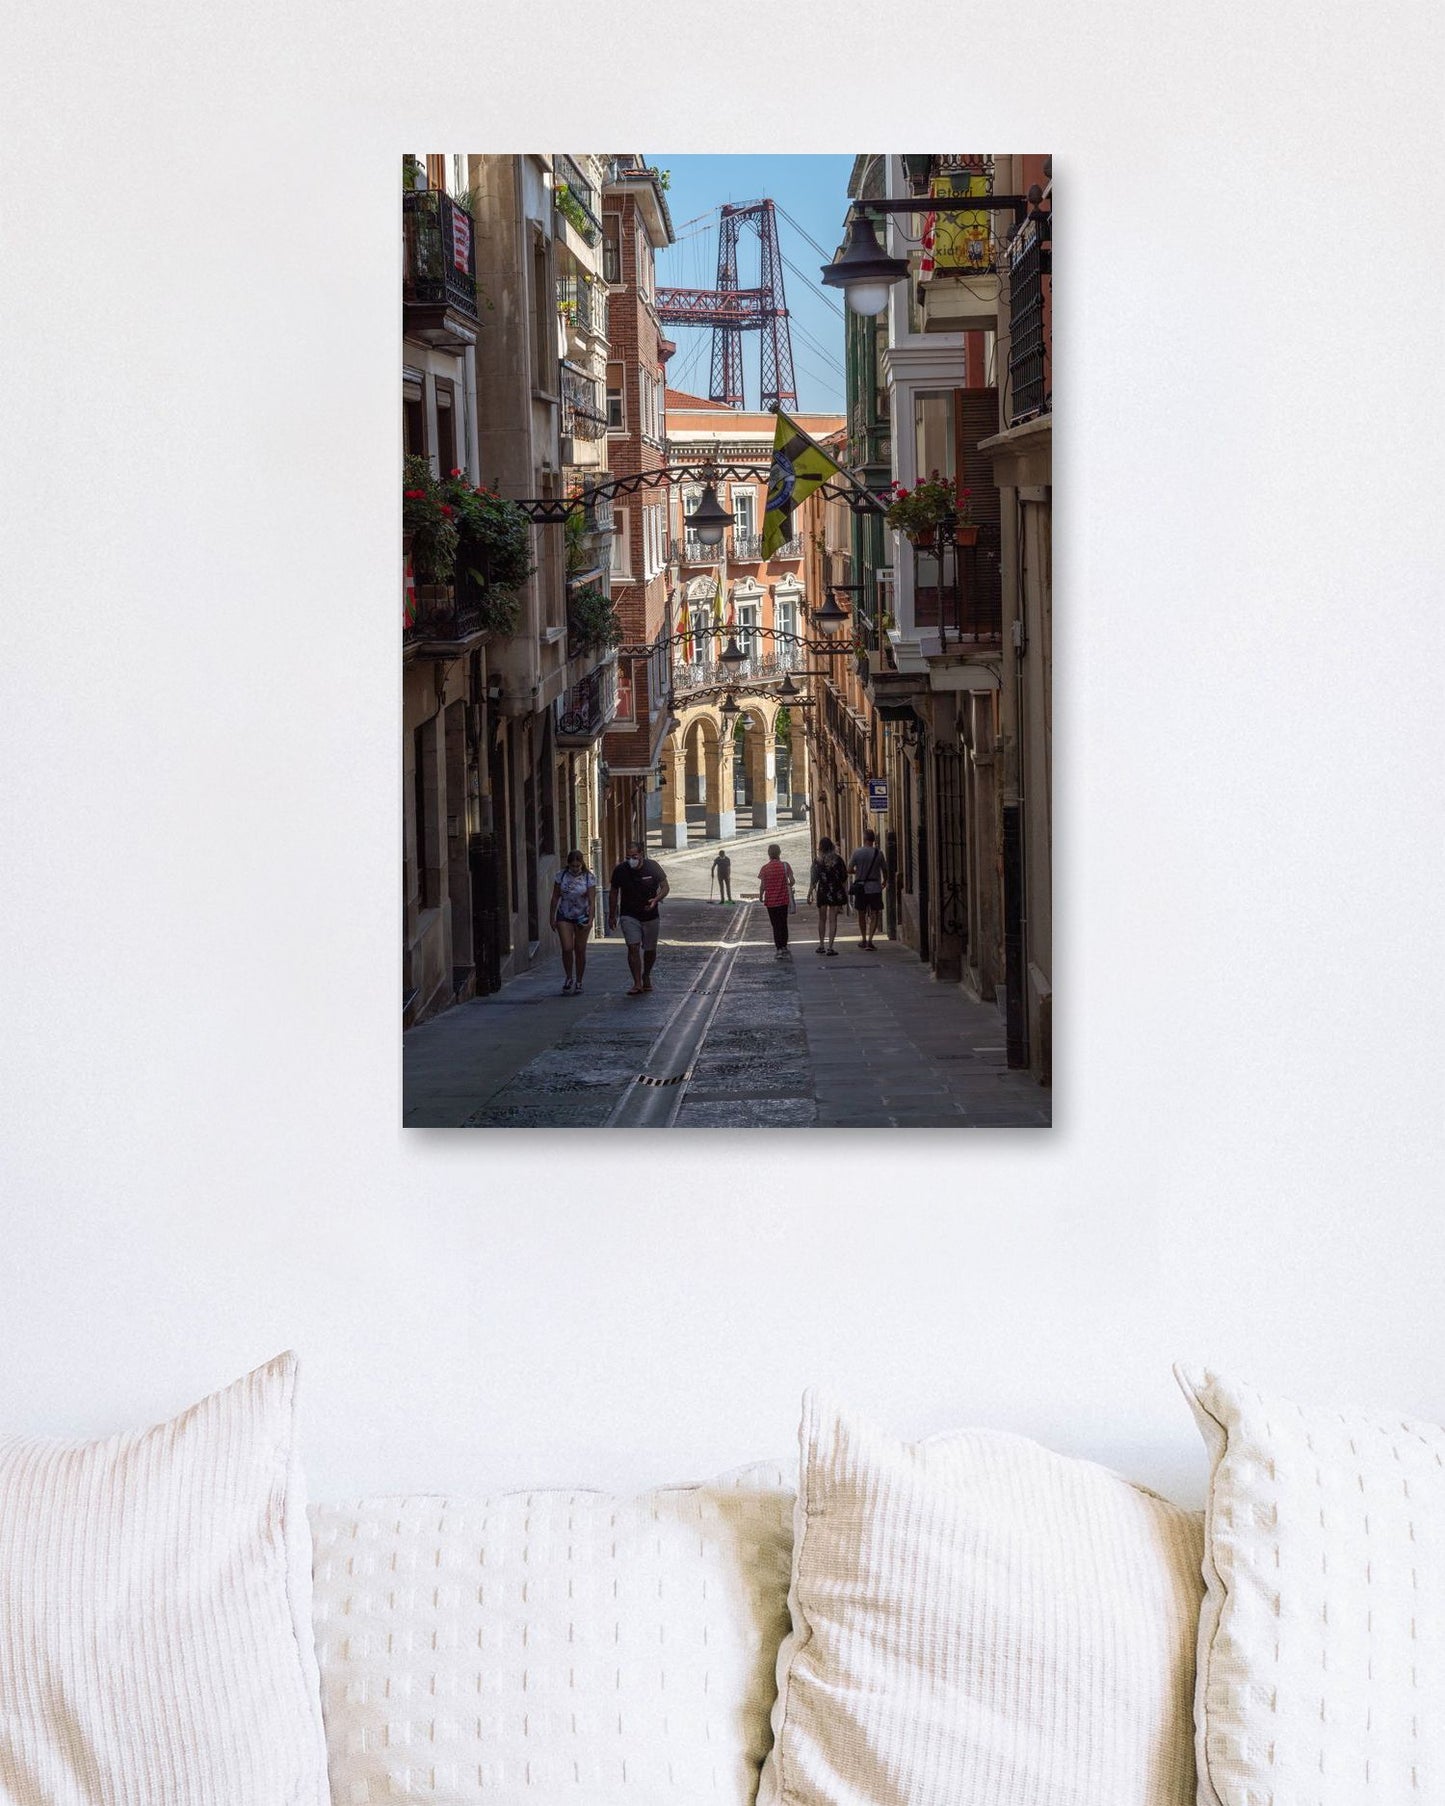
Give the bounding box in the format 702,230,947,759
761,409,845,558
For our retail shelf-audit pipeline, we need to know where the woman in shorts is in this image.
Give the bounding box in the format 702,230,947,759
549,850,596,994
807,836,849,956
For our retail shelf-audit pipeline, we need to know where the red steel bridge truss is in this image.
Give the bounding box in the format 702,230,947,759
655,200,798,410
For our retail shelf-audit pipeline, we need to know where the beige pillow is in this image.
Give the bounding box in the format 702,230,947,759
759,1393,1203,1806
0,1353,329,1806
311,1461,794,1806
1179,1366,1445,1806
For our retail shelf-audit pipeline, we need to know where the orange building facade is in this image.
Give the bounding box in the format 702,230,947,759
654,395,844,852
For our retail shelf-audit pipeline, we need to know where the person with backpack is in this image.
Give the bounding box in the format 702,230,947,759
757,843,797,957
847,829,888,950
807,836,849,956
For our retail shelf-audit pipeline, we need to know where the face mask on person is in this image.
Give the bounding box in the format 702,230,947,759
627,856,641,869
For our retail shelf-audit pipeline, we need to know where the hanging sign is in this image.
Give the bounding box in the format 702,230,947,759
867,779,889,813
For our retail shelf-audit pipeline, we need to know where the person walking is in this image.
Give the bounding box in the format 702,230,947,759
607,840,669,996
848,828,888,950
710,848,733,903
548,849,597,994
757,843,796,957
807,835,849,956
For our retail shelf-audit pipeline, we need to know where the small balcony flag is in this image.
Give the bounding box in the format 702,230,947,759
761,409,845,558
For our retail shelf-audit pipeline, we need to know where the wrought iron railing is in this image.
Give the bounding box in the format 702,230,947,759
557,274,599,338
730,532,762,561
555,657,619,742
1007,211,1050,425
561,366,607,441
670,537,715,564
553,154,603,245
771,535,804,559
673,651,798,693
911,524,1003,642
821,684,870,781
404,564,488,647
402,191,479,322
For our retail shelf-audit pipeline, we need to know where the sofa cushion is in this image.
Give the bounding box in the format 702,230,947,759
310,1460,792,1806
1178,1366,1445,1806
0,1352,329,1806
758,1393,1203,1806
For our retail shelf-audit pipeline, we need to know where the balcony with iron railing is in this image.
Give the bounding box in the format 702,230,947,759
673,645,801,693
402,190,479,351
557,274,600,340
404,561,489,651
553,154,603,247
555,655,619,745
1006,208,1051,426
561,366,608,441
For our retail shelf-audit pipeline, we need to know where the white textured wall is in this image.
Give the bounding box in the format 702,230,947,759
3,8,1443,1513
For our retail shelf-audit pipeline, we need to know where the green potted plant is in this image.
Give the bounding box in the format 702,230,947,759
554,183,595,243
567,583,623,653
884,471,972,549
440,470,536,601
403,455,459,583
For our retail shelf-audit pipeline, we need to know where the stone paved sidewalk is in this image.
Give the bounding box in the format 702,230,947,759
402,900,1050,1129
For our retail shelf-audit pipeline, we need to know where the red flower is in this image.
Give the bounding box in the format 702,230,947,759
449,467,463,478
895,487,910,499
439,504,455,516
960,487,973,499
403,488,426,499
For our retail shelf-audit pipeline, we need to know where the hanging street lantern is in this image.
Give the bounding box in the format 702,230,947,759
812,590,851,636
820,212,910,317
719,634,748,672
684,481,733,547
719,694,739,718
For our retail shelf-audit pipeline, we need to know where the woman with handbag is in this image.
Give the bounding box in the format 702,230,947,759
549,850,597,994
807,836,849,956
757,844,797,958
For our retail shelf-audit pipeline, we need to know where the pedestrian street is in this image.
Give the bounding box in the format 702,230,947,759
403,834,1051,1129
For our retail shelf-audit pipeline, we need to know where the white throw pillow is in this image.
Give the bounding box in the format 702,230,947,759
0,1351,329,1806
758,1393,1203,1806
1178,1366,1445,1806
310,1460,793,1806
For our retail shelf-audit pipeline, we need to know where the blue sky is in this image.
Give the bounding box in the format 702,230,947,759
652,154,855,415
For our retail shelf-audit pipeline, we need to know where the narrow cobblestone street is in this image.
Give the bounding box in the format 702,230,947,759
404,847,1050,1128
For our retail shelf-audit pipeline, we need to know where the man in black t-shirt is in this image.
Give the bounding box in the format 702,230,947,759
607,841,670,995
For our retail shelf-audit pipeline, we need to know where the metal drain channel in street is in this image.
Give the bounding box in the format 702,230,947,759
605,907,753,1128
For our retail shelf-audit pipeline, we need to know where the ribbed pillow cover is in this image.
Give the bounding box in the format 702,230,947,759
758,1393,1203,1806
1178,1366,1445,1806
0,1352,329,1806
310,1461,794,1806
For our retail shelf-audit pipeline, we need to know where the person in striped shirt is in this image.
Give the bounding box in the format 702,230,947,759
757,844,797,957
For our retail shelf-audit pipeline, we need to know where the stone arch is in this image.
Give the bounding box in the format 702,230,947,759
676,706,734,842
732,701,778,831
